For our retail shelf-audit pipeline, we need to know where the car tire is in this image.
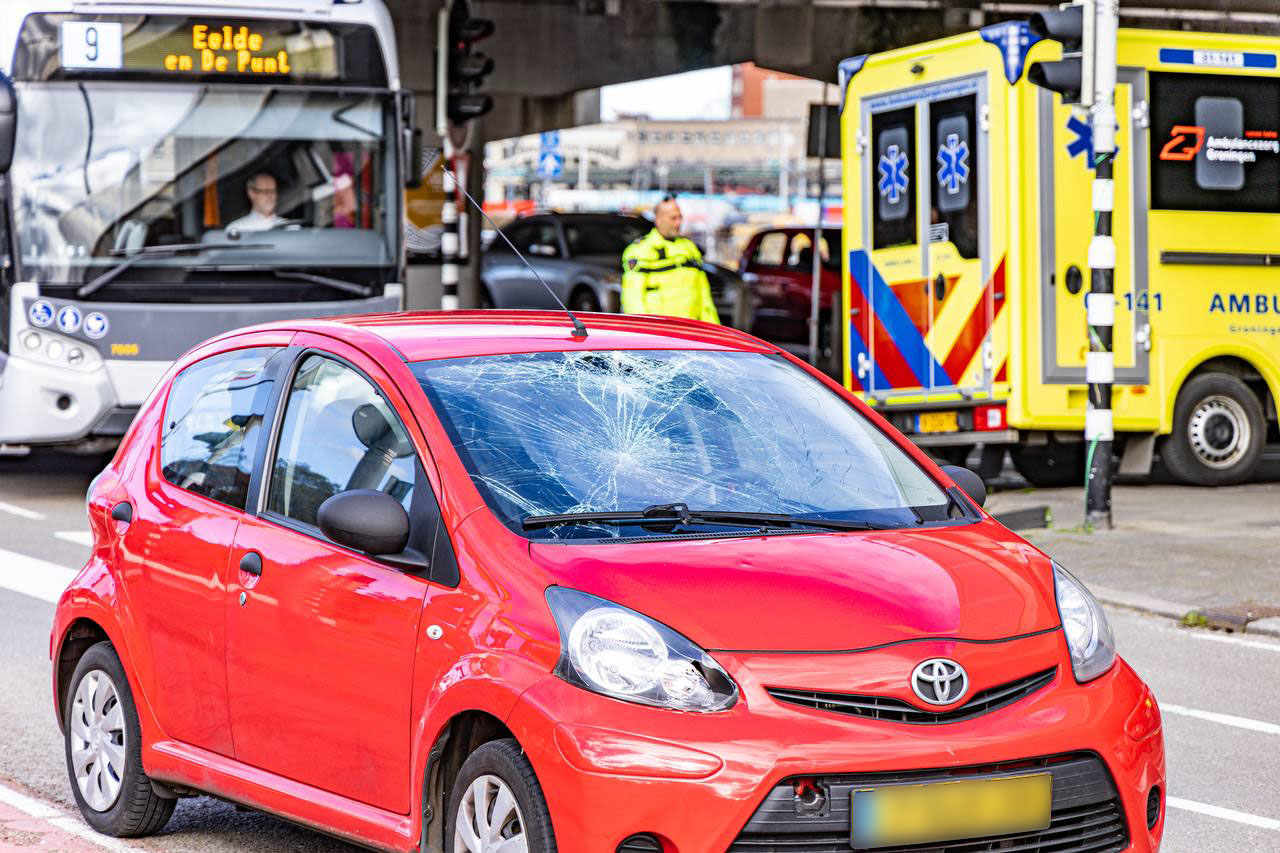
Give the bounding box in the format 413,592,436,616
1161,372,1265,486
446,739,556,853
1010,442,1085,488
568,287,600,313
64,642,175,837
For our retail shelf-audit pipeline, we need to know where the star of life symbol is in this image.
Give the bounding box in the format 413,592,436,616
936,133,970,195
877,144,909,204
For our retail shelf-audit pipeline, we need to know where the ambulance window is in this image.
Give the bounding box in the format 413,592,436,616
929,95,979,259
1149,72,1280,213
872,107,917,250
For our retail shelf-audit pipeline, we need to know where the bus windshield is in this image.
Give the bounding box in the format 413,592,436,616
11,83,395,289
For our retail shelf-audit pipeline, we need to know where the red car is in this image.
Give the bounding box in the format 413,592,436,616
52,310,1165,852
738,226,842,344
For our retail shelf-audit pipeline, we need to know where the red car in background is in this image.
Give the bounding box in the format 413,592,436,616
52,311,1164,852
739,226,842,345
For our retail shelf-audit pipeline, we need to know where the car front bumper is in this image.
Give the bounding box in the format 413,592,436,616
506,647,1165,852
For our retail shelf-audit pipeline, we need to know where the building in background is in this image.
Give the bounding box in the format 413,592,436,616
484,64,840,265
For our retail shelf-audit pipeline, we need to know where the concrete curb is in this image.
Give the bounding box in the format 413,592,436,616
1092,584,1280,639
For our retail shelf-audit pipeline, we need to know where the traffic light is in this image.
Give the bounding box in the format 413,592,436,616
1027,1,1094,106
445,0,495,125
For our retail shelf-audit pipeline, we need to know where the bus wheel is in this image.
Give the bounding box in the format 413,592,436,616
1010,442,1084,488
1162,373,1265,487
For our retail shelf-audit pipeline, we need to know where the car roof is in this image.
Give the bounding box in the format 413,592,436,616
243,310,776,363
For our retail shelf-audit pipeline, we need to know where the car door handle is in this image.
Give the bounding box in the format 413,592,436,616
239,552,263,577
110,501,133,524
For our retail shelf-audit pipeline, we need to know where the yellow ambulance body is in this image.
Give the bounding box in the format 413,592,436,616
840,25,1280,486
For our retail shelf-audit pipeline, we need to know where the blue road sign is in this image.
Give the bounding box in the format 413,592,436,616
540,130,561,150
537,150,564,180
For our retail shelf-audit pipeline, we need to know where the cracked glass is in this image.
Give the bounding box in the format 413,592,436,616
413,350,950,540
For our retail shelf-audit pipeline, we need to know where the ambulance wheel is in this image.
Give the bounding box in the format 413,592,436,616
1162,373,1265,487
1010,442,1084,489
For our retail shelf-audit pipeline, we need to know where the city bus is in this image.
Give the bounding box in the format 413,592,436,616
840,24,1280,487
0,0,413,453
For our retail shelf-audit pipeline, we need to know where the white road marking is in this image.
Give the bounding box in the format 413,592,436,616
1168,796,1280,832
54,530,93,547
0,499,44,520
1162,703,1280,737
0,547,76,603
0,779,142,851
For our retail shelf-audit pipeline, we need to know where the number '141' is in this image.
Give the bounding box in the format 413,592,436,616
1124,292,1162,312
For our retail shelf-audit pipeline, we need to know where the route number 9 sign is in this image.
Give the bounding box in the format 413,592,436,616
60,21,124,69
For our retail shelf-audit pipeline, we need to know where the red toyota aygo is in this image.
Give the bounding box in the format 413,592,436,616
52,311,1165,853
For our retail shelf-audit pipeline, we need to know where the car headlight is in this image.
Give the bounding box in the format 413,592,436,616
545,587,738,712
1053,562,1116,682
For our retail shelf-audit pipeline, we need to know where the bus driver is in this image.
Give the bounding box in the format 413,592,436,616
227,171,287,231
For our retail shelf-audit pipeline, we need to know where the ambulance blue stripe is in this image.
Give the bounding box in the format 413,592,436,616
849,250,952,389
845,320,888,390
1159,48,1277,68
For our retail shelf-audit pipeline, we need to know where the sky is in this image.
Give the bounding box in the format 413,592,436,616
600,66,732,121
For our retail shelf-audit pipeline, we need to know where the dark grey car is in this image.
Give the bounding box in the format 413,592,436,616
481,213,744,323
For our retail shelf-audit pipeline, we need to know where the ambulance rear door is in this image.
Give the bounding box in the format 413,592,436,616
855,75,995,402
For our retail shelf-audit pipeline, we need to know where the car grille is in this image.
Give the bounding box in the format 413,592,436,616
728,753,1129,853
766,667,1057,725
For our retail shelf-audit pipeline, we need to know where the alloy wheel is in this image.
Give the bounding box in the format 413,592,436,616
454,774,527,853
69,669,127,812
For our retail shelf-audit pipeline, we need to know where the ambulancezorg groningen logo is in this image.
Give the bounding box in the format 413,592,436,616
911,658,969,705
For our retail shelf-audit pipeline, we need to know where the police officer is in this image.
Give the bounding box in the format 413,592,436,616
621,196,720,324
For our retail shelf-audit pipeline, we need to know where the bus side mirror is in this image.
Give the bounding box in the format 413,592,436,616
405,127,424,189
399,89,424,190
0,73,16,174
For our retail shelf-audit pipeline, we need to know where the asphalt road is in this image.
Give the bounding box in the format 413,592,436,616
0,452,1277,852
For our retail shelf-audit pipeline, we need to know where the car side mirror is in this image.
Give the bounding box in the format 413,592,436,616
0,72,16,174
317,489,410,556
942,465,986,508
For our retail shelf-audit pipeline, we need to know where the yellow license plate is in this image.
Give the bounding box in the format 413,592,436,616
851,773,1052,849
917,411,960,433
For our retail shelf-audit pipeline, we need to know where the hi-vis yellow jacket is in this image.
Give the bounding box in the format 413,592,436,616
621,229,720,324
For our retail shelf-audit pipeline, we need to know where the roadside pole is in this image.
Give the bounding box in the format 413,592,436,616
437,6,459,311
1085,0,1118,528
808,87,831,366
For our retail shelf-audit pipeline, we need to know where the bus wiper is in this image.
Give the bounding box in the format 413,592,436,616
269,268,374,298
78,242,273,299
522,502,882,532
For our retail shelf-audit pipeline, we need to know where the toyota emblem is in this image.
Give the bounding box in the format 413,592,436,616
911,658,969,706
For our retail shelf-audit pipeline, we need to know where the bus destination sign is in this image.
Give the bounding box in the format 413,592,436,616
16,14,388,87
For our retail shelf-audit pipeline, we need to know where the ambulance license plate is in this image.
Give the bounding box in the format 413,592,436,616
850,773,1052,849
917,411,959,433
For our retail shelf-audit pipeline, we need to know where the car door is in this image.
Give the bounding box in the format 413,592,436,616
119,343,290,757
225,346,437,814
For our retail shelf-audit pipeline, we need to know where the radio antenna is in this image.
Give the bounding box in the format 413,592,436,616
431,153,588,338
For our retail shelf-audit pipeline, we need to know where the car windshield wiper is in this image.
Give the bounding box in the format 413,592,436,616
269,268,374,298
521,502,884,532
77,242,274,299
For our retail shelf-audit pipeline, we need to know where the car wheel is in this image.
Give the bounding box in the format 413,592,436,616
1010,442,1085,488
64,642,175,837
446,739,556,853
1161,372,1265,486
568,287,600,313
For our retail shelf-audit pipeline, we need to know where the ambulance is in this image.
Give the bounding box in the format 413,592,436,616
839,24,1280,486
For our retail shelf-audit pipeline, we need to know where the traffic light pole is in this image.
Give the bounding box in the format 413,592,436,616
1084,0,1119,528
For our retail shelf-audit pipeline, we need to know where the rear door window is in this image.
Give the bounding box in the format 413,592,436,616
872,106,917,249
161,347,285,510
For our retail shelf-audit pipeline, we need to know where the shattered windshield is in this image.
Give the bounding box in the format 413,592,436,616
413,350,950,540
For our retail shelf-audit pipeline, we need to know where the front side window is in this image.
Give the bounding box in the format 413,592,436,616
1150,72,1280,213
414,350,950,540
267,355,416,529
161,347,283,510
564,219,649,256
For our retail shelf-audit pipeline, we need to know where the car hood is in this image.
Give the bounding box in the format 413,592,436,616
528,522,1060,652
